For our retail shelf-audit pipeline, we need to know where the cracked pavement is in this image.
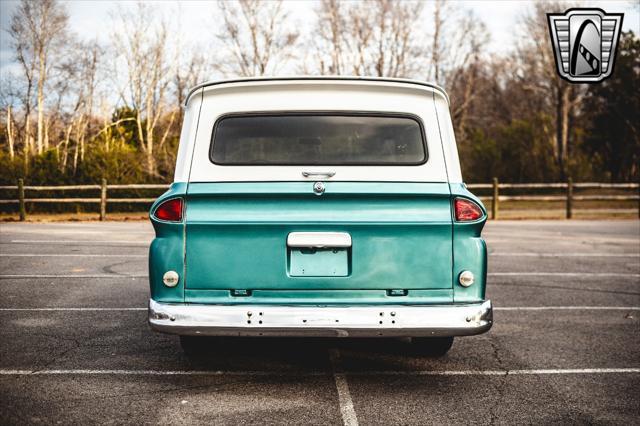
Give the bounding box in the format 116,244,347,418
0,220,639,425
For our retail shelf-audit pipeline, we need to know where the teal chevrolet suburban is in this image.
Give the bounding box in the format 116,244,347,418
148,77,492,356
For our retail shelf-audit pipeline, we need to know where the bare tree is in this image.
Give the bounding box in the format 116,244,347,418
174,52,206,109
9,0,68,155
214,0,299,77
112,3,170,176
307,0,488,143
425,1,489,85
9,9,35,159
172,6,208,115
442,12,489,141
429,0,444,82
310,0,424,78
312,0,346,74
5,106,15,159
516,1,586,180
56,40,102,172
372,0,424,77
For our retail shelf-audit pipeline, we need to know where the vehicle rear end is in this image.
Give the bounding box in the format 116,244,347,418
148,78,491,355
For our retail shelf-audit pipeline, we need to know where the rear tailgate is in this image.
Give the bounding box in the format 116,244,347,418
184,182,452,292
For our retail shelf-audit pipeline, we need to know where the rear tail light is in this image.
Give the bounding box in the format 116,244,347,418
454,198,483,222
153,198,183,222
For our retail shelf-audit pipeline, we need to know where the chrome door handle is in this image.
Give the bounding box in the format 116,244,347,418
287,232,352,248
302,171,336,178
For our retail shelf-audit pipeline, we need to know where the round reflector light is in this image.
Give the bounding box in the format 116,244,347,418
163,270,179,287
459,270,475,287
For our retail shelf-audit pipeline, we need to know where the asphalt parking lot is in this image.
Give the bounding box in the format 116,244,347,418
0,220,638,425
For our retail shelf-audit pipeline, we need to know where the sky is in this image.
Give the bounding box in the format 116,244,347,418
0,0,638,79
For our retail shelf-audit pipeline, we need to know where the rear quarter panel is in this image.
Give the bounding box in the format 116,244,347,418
149,182,187,302
450,184,488,303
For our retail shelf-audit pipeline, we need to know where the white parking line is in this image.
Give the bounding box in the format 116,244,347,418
0,369,323,376
495,306,640,311
0,274,146,279
353,368,640,376
0,254,146,258
4,254,636,259
0,306,638,312
0,368,638,376
7,240,149,245
0,308,146,311
1,229,151,235
488,272,640,278
1,253,637,259
490,253,639,257
0,248,640,258
2,272,638,279
329,349,359,426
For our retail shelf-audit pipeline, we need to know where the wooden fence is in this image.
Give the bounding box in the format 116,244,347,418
467,179,639,219
0,179,165,221
0,178,638,221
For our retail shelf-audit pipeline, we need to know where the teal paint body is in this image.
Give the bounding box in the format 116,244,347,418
148,182,488,306
450,183,488,303
183,289,454,305
149,182,187,303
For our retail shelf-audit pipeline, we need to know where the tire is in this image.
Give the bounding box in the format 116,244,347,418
411,336,454,357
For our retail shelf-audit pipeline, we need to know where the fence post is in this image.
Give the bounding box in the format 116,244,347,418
566,177,573,219
18,178,25,221
100,179,107,221
492,177,499,220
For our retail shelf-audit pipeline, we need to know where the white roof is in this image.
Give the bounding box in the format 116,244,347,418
184,76,450,107
175,76,461,184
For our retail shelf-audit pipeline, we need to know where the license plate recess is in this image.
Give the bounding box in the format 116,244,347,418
287,232,352,277
289,247,349,277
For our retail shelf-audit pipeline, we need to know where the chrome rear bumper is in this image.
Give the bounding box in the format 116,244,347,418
148,299,492,337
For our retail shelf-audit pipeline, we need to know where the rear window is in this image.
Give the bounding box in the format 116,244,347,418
210,114,427,165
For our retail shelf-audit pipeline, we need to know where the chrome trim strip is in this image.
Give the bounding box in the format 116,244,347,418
148,299,492,337
287,232,352,248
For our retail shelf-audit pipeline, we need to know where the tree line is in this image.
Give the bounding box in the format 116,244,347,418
0,0,638,185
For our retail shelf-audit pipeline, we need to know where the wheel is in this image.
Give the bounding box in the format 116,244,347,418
411,336,454,357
